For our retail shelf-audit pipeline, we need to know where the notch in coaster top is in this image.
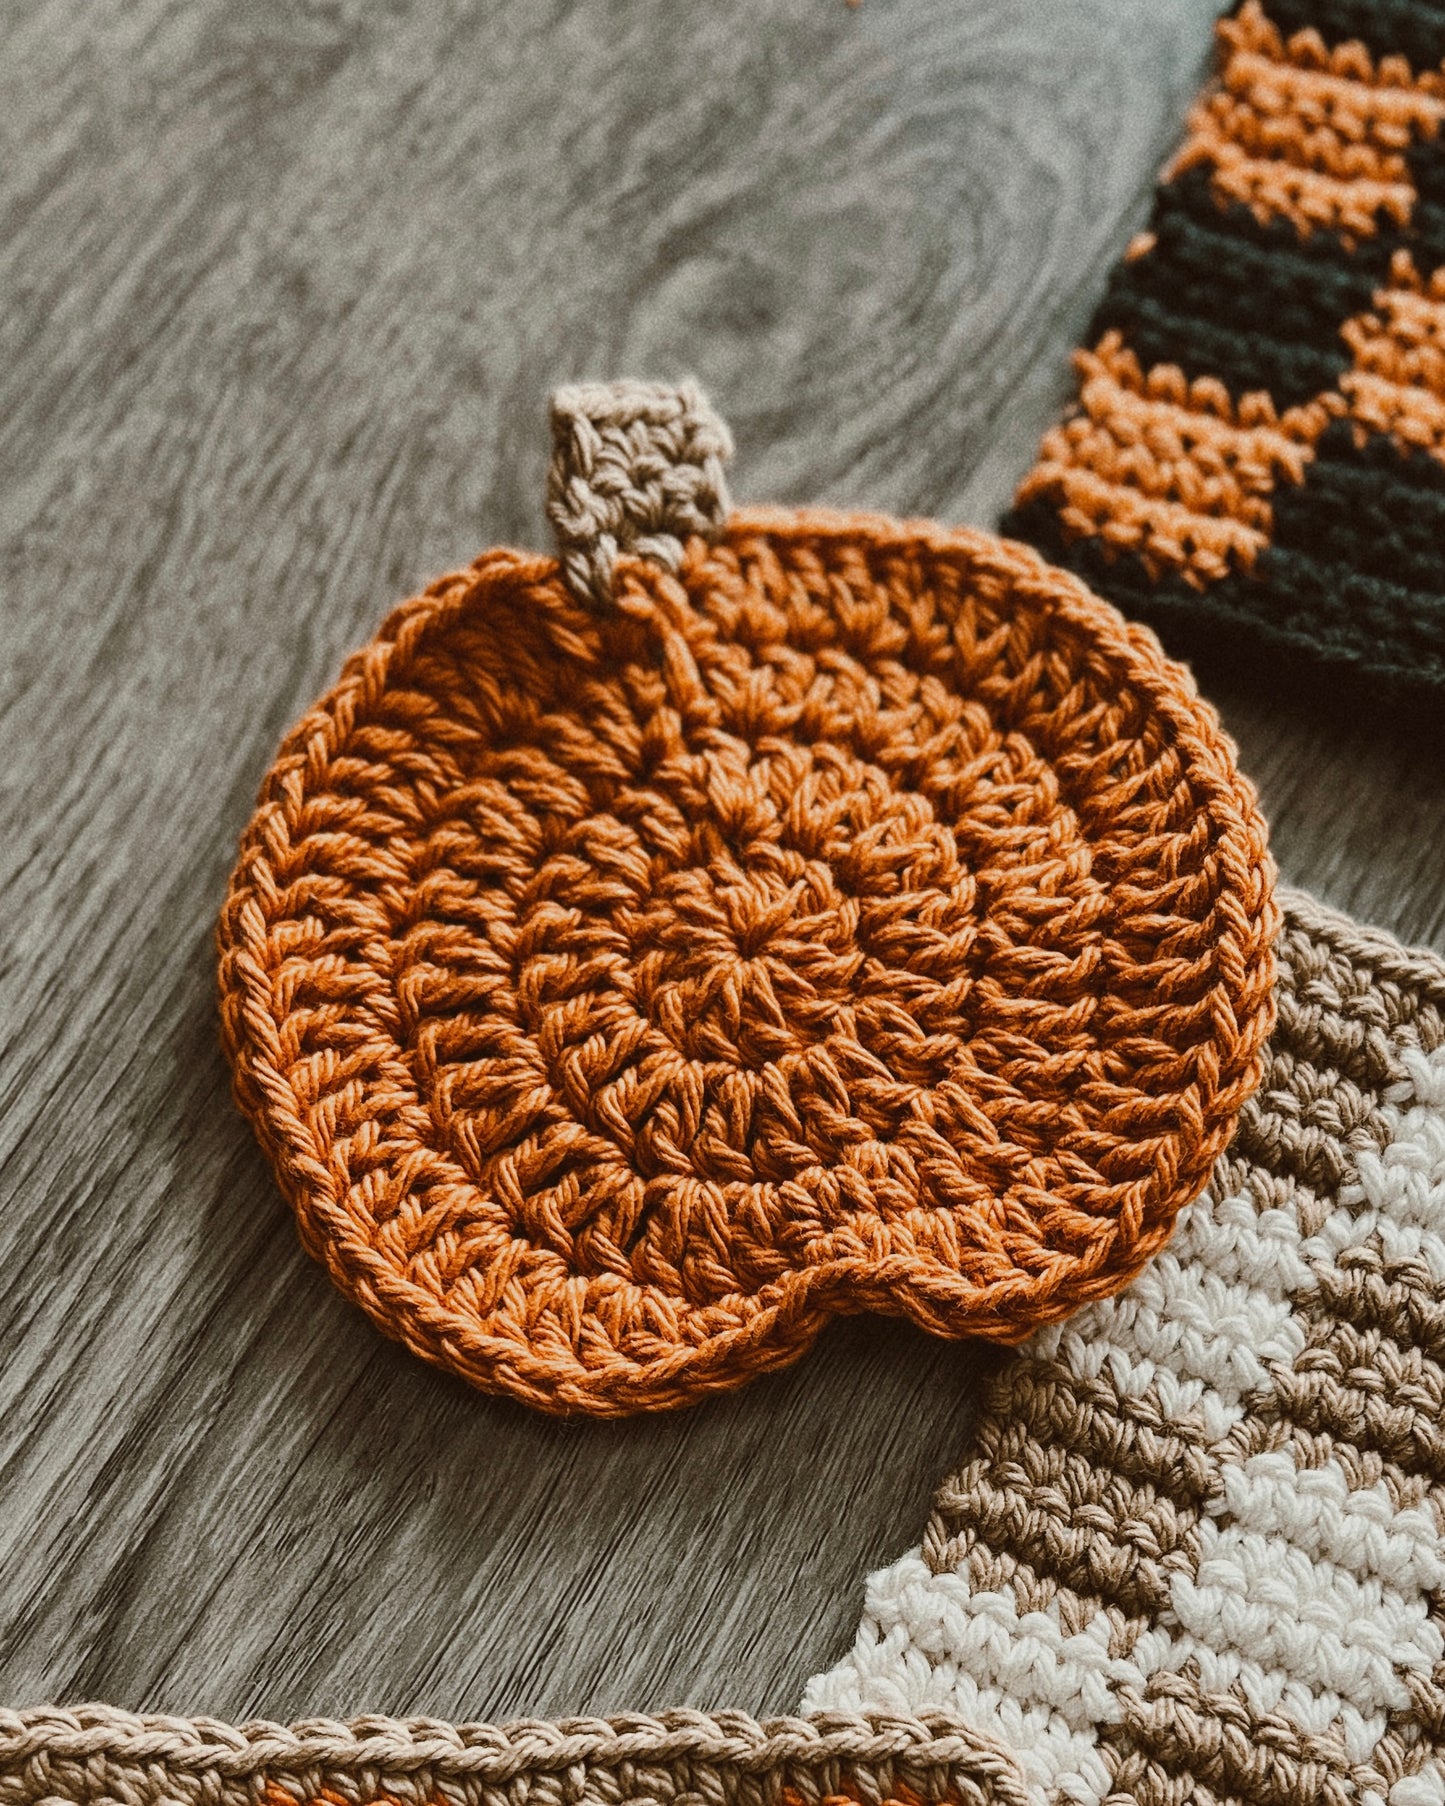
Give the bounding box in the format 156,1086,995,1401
216,378,1278,1416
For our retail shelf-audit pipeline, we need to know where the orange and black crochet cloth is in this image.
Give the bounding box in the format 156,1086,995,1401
1004,0,1445,698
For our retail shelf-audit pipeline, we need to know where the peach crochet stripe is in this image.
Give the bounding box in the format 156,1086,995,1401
217,489,1276,1415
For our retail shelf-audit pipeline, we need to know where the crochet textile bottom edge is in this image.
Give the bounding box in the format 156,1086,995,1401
0,1710,1030,1806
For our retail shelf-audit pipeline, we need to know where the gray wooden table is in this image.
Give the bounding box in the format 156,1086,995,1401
4,0,1443,1730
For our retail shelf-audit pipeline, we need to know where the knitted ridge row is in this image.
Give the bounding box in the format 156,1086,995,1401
1004,0,1445,697
806,888,1445,1806
0,1709,1029,1806
216,504,1276,1416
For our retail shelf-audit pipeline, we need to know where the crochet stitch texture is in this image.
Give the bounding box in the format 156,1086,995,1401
806,889,1445,1806
1005,0,1445,696
547,379,733,609
0,1709,1029,1806
217,384,1276,1416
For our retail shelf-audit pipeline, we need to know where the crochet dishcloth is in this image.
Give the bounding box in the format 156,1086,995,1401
805,889,1445,1806
1003,0,1445,697
0,1709,1030,1806
217,380,1277,1417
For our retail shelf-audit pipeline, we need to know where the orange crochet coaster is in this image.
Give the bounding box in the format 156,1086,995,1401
218,380,1278,1416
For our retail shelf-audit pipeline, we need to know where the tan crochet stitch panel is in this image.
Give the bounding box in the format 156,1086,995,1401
805,888,1445,1806
0,1709,1030,1806
546,378,733,608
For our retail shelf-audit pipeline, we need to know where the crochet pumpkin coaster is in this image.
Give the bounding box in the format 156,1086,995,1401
1004,0,1445,698
0,1709,1030,1806
805,889,1445,1806
217,379,1276,1417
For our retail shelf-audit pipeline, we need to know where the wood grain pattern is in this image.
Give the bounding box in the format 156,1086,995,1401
2,0,1439,1730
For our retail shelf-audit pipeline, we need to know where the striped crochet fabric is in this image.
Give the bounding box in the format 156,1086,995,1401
805,890,1445,1806
1004,0,1445,696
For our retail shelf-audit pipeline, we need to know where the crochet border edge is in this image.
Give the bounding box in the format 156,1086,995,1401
0,1708,1030,1806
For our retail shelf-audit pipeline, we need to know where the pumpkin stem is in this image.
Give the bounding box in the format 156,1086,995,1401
546,377,733,608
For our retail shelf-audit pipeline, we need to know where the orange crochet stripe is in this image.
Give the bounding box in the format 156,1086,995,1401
1173,0,1445,240
1013,259,1445,592
782,1788,938,1806
1340,248,1445,454
217,507,1277,1416
1013,330,1339,587
1003,0,1445,698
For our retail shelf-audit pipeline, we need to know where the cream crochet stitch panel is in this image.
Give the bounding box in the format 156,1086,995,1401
805,889,1445,1806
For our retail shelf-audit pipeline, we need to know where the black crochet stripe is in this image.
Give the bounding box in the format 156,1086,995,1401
1005,422,1445,696
1244,0,1445,67
1406,132,1445,271
1087,39,1445,406
1272,419,1445,613
1091,168,1392,408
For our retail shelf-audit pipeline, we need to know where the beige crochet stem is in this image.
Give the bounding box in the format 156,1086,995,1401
546,378,733,608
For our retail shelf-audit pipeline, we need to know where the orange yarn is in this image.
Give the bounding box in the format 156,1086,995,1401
1012,265,1445,595
1015,329,1341,589
1172,0,1445,240
217,507,1277,1415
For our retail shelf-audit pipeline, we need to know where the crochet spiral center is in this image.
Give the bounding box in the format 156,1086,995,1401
528,736,956,1102
414,541,1128,1285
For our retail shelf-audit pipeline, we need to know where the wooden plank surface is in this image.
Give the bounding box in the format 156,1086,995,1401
3,0,1442,1728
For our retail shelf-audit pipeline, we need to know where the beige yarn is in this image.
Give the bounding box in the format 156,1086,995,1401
545,378,733,607
0,1708,1031,1806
